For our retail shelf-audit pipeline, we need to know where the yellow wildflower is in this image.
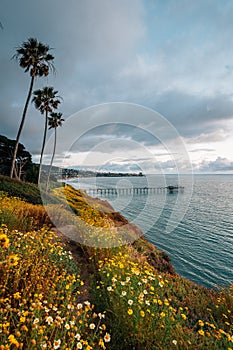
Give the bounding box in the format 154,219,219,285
13,292,21,300
20,316,26,323
140,310,145,317
0,233,10,248
198,320,204,327
8,334,20,348
99,338,106,349
159,280,164,287
7,254,19,266
209,323,216,329
128,308,133,315
131,267,140,275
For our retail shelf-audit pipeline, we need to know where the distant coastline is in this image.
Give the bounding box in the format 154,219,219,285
62,168,144,179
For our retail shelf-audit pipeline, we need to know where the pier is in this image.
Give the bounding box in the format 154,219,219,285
86,186,184,196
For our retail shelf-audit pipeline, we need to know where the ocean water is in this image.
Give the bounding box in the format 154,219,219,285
69,174,233,289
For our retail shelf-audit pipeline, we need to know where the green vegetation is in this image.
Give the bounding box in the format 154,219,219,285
0,135,38,183
0,178,232,349
0,191,50,232
0,175,42,204
0,175,60,205
0,224,109,350
94,252,233,349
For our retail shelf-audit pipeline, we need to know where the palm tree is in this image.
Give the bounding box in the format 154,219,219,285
10,38,54,179
32,87,61,185
46,112,64,192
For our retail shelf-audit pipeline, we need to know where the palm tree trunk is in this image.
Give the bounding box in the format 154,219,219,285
10,75,35,178
46,127,57,192
38,110,48,186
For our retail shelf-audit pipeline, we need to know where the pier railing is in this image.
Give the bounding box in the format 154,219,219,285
86,186,184,196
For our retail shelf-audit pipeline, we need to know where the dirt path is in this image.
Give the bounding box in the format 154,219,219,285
52,228,93,303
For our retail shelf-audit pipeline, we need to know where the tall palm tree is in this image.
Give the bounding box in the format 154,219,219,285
32,87,61,185
46,112,64,192
10,37,54,179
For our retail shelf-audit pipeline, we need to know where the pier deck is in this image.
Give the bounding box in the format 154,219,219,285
86,186,184,196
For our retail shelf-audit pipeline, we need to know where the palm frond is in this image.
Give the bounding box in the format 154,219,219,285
33,86,62,116
48,112,64,129
12,37,55,77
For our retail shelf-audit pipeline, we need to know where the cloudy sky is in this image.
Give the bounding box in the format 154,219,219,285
1,0,233,174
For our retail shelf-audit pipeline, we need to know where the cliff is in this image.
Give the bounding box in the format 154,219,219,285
52,184,176,275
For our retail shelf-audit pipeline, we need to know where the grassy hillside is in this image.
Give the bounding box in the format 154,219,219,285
0,175,42,204
0,177,232,349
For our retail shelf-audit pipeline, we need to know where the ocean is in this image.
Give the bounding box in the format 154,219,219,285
69,174,233,289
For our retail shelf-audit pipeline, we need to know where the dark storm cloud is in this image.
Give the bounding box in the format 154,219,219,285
0,0,145,153
1,0,233,172
68,123,162,153
153,91,233,137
